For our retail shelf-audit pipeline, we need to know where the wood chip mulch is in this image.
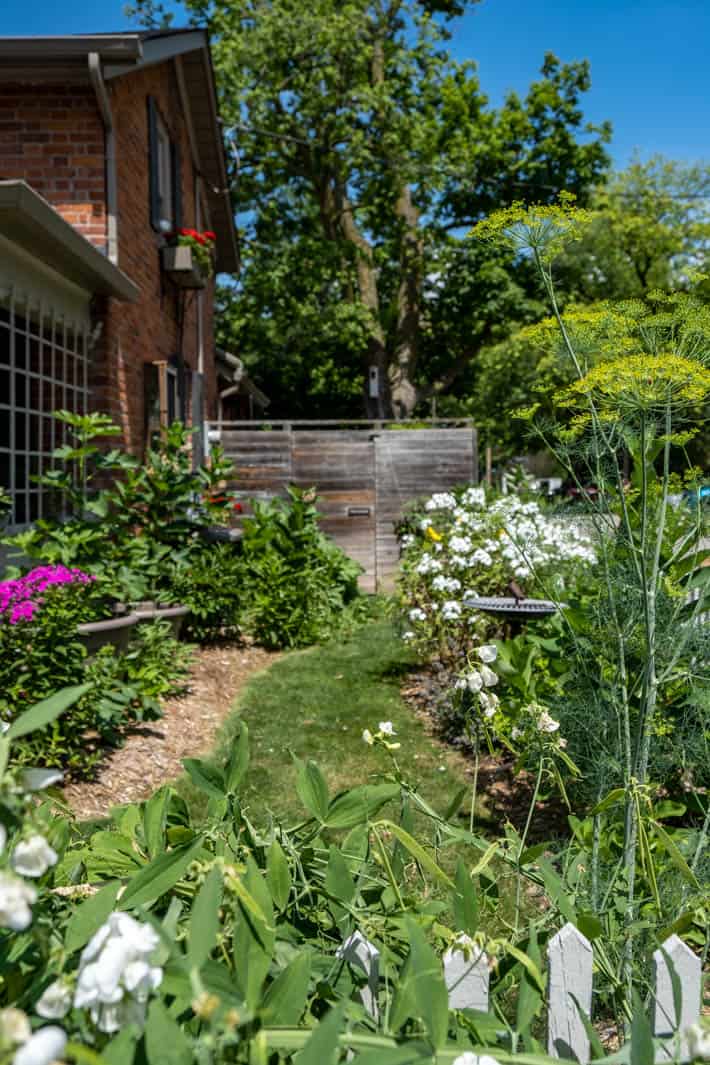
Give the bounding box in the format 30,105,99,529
63,641,280,821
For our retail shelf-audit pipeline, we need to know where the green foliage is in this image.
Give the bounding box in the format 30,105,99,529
166,542,243,643
238,487,362,648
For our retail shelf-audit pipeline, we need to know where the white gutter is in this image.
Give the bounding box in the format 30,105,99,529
88,53,118,265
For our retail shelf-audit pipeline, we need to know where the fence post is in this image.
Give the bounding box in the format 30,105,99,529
653,934,701,1062
338,931,380,1021
547,922,593,1063
443,935,489,1011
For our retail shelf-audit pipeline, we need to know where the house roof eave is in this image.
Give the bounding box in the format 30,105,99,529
0,181,139,302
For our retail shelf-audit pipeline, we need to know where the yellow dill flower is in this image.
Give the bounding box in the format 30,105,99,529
556,352,710,416
471,196,594,262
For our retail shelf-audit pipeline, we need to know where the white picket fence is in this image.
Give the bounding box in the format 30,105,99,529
339,923,703,1064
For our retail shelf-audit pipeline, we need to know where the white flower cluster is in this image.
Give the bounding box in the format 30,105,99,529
454,647,500,718
432,575,461,594
425,492,457,511
511,702,566,747
73,912,164,1033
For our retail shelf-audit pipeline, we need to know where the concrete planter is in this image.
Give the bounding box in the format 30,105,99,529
133,601,190,639
161,244,207,289
76,612,140,656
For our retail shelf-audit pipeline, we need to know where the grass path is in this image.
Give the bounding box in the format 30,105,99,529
180,619,474,827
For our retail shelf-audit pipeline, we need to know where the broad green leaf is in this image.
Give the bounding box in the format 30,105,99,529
452,858,478,937
262,950,311,1024
325,782,400,829
516,923,543,1038
101,1027,140,1065
630,991,654,1065
294,1003,345,1065
145,1000,192,1065
226,721,249,792
188,864,223,968
295,758,329,822
64,881,122,954
118,836,203,910
233,855,275,1008
142,786,171,859
652,821,699,888
375,821,454,888
182,758,225,799
404,917,449,1049
266,838,292,911
506,944,545,994
325,845,356,906
576,912,604,941
7,684,90,740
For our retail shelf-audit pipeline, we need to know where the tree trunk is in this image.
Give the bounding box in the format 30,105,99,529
390,186,422,418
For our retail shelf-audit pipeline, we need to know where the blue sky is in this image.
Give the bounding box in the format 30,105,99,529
5,0,710,168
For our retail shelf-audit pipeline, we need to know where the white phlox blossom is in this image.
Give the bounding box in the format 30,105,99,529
460,486,486,508
12,1025,67,1065
400,534,415,549
11,836,58,878
408,607,427,622
0,872,37,931
416,555,442,576
425,492,457,511
36,980,73,1020
478,644,497,663
449,555,471,570
470,548,493,568
448,535,473,554
441,601,462,621
432,575,461,594
74,912,163,1033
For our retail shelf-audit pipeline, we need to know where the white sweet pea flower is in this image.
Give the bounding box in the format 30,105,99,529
687,1022,710,1061
477,644,497,664
13,1026,67,1065
479,691,499,719
36,980,72,1020
0,1008,31,1045
538,711,560,733
480,665,498,688
11,836,58,878
466,672,484,694
378,722,396,736
362,729,374,746
0,873,37,931
74,913,162,1034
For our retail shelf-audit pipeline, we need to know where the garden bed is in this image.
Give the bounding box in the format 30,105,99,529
63,640,280,820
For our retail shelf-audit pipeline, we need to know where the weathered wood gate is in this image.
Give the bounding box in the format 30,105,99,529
206,421,477,592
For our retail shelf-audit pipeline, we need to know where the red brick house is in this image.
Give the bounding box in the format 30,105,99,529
0,30,238,528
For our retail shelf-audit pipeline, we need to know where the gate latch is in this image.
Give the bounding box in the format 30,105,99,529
348,506,371,517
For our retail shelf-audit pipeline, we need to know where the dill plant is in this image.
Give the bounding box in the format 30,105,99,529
474,202,710,1009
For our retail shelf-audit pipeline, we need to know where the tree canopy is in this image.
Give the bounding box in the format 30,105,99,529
133,0,611,417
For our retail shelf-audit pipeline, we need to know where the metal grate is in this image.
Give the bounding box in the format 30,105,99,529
0,285,89,530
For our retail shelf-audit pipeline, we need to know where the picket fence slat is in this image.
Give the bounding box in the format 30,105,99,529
653,935,702,1062
547,923,593,1063
339,922,702,1063
443,937,489,1011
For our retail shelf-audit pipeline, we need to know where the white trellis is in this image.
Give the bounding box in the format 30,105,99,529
339,922,703,1064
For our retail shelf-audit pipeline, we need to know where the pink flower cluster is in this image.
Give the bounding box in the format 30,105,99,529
0,565,95,625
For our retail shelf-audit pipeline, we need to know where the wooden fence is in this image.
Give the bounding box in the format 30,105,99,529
338,924,703,1063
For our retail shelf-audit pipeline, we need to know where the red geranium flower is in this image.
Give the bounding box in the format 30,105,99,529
233,501,243,512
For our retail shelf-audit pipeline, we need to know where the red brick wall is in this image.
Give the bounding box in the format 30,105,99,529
91,62,217,454
0,84,107,249
0,65,218,456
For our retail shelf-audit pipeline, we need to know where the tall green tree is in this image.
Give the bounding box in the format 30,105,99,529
134,0,610,416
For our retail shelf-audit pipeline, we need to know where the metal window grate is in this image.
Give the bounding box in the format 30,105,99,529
0,285,89,530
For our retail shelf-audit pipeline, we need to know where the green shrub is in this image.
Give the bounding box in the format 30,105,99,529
239,487,361,648
166,543,244,643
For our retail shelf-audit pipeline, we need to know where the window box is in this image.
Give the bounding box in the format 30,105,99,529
161,244,207,289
